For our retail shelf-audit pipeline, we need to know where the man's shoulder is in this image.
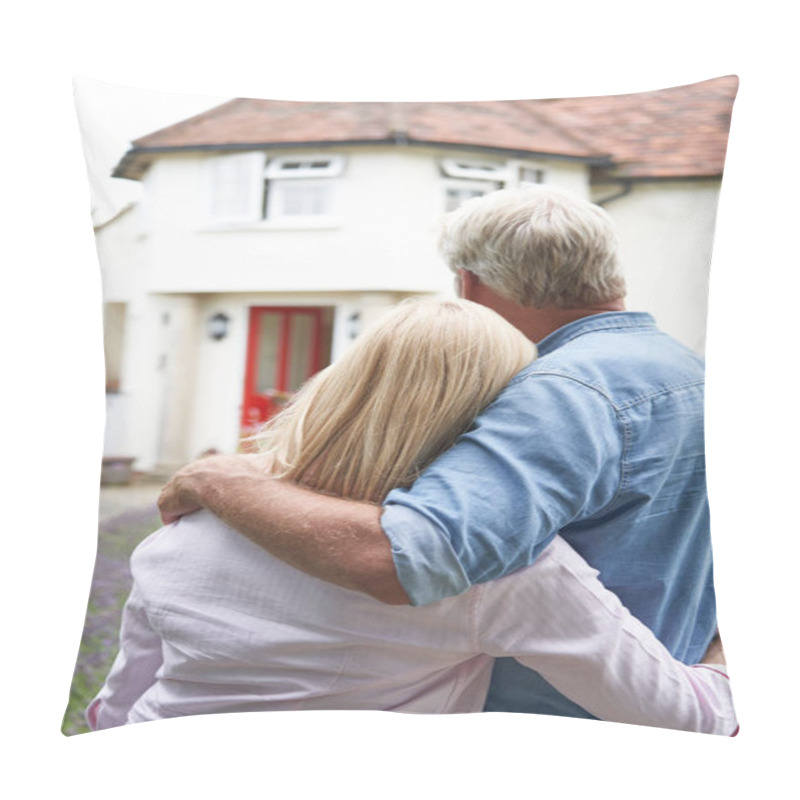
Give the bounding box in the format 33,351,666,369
508,321,703,409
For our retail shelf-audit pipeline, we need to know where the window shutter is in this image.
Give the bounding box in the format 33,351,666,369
208,152,265,222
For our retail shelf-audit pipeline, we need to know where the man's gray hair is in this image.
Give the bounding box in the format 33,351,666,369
439,185,626,309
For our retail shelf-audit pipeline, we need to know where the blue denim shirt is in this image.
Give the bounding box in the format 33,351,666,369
382,312,716,717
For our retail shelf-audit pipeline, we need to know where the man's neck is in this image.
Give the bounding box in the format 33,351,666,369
498,299,626,343
458,271,625,343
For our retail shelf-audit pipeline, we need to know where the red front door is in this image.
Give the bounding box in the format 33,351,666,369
241,306,333,437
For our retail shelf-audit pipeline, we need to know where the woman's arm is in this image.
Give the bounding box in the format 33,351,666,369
87,584,164,730
477,538,737,736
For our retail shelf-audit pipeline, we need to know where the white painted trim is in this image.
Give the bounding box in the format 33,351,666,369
265,154,346,179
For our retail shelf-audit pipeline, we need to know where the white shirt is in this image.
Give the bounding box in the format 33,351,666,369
89,510,737,734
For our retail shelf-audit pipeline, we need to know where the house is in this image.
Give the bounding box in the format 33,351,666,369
96,76,738,473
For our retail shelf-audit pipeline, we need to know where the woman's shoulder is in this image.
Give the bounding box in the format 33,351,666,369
130,509,240,567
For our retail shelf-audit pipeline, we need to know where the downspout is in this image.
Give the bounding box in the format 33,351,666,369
595,178,633,207
389,102,409,145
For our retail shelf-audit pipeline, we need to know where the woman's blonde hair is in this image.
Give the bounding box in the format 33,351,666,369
250,298,535,504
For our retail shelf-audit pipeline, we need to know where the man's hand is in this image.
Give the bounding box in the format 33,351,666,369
156,452,409,605
158,454,265,524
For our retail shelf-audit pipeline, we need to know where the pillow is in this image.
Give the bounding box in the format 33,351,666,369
64,76,739,736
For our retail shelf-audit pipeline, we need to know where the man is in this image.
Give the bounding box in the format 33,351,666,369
159,186,716,718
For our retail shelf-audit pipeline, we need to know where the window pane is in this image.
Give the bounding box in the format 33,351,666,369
103,303,126,392
281,183,331,216
520,167,545,184
445,187,488,212
441,158,506,180
287,314,315,391
255,313,281,393
265,156,343,179
455,162,495,173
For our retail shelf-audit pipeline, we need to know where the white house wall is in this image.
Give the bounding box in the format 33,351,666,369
185,291,415,462
110,294,180,470
598,181,721,353
95,206,146,457
139,147,588,296
95,205,145,301
155,296,202,470
93,144,614,470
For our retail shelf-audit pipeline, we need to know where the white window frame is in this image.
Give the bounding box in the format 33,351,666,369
515,163,548,186
264,155,345,180
266,178,341,221
263,154,345,225
205,152,345,229
440,157,512,183
440,157,510,212
442,178,503,212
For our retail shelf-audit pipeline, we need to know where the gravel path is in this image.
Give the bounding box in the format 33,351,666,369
98,482,162,523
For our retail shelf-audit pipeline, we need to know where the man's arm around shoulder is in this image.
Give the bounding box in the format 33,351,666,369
158,455,410,605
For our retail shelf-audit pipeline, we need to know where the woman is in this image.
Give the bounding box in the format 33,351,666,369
88,299,736,734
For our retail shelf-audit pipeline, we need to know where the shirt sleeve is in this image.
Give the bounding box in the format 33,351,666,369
475,538,738,736
86,583,164,730
382,371,623,605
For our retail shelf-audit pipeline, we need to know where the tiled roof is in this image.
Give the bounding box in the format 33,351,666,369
536,76,739,179
114,76,738,182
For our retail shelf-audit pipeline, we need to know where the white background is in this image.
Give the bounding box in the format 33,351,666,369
4,1,796,797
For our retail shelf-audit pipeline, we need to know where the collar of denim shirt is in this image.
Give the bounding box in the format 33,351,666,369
534,311,656,358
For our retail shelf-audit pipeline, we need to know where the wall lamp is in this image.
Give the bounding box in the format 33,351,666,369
207,312,231,341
